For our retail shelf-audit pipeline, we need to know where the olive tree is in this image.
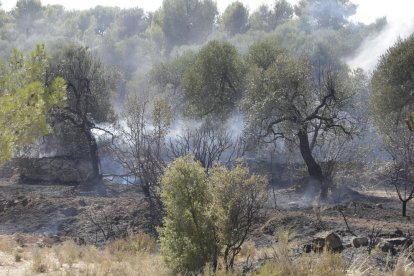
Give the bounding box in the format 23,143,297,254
242,41,358,198
249,0,293,31
48,45,117,184
371,35,414,216
371,35,414,136
221,1,249,36
182,40,245,119
153,0,217,51
388,133,414,217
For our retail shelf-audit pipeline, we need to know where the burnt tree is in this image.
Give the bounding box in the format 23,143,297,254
169,120,245,171
105,94,171,225
48,45,116,185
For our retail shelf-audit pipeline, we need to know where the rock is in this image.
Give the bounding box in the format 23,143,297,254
376,203,383,209
304,232,343,253
352,237,369,248
304,237,325,253
16,157,93,183
325,232,343,251
377,241,396,255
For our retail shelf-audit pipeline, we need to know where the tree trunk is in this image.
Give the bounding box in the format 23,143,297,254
224,246,230,272
83,129,101,182
297,128,327,197
402,200,407,217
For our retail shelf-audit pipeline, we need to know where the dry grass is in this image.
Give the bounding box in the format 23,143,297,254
0,235,18,253
256,230,346,276
0,232,169,276
0,231,413,275
387,253,414,276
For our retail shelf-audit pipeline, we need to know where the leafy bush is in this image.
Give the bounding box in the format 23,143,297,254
158,156,217,274
158,156,269,273
209,162,268,270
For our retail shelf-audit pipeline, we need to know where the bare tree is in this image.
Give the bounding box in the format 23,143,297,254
105,93,171,224
387,130,414,217
391,166,414,217
169,120,246,171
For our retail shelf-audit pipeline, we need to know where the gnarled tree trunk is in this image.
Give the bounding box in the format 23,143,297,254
297,128,328,198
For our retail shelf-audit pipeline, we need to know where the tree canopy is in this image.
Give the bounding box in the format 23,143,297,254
221,1,249,36
158,156,268,273
158,156,216,273
242,41,358,197
0,44,66,165
48,45,117,181
250,0,293,32
153,0,218,51
371,35,414,135
182,40,245,119
294,0,357,29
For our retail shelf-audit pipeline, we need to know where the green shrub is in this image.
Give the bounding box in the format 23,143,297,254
158,157,269,273
158,156,217,274
209,162,268,270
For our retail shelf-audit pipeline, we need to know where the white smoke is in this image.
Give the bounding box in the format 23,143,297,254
347,0,414,71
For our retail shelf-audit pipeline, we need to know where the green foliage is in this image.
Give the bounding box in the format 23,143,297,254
90,6,119,36
152,98,172,137
154,0,217,50
48,45,116,124
406,112,414,131
249,5,273,31
115,8,148,38
158,157,268,272
371,35,414,135
221,1,249,36
158,156,216,274
150,51,196,92
242,40,359,193
242,41,311,141
244,41,356,135
273,0,294,26
13,0,43,34
294,0,356,29
0,44,66,165
249,0,293,32
182,40,245,118
209,162,268,270
247,39,284,70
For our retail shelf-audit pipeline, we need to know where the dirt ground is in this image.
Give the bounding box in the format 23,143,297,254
0,163,413,274
0,177,152,245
